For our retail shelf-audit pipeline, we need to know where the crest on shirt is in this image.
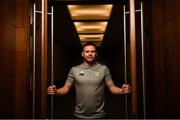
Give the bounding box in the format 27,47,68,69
94,71,100,77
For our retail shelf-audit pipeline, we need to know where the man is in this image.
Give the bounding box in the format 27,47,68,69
47,42,131,119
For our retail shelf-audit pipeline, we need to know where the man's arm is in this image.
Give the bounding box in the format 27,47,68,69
47,82,72,96
56,82,72,96
106,80,131,95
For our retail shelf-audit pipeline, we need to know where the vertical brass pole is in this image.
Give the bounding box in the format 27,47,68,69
129,0,138,117
41,0,48,118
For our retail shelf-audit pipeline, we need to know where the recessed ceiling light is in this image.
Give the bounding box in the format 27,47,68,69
67,5,113,20
74,22,108,33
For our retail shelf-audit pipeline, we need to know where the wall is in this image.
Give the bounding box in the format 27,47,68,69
15,0,30,118
162,0,180,117
150,0,180,118
0,0,16,118
151,0,168,117
0,0,30,118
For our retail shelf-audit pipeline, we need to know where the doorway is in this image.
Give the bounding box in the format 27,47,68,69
31,0,145,119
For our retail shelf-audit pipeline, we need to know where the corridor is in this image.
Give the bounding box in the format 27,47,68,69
0,0,180,119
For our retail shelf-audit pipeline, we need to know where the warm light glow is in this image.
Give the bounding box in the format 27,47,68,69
67,5,113,20
74,22,108,33
67,4,113,46
79,34,104,41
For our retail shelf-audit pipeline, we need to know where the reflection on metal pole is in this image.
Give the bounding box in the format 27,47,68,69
125,1,145,117
33,3,36,119
140,2,146,118
41,0,48,117
50,6,54,119
123,5,128,119
129,0,138,117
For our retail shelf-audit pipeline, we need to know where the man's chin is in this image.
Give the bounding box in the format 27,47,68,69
86,58,94,61
86,60,95,64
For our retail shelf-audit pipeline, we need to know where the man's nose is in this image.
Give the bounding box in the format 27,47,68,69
88,52,93,56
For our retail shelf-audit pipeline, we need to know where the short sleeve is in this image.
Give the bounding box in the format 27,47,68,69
104,66,112,82
65,68,75,86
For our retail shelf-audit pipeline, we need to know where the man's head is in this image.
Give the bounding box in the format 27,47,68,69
81,42,97,64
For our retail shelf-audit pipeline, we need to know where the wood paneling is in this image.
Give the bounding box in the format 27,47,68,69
14,0,30,118
150,0,180,118
0,0,16,118
16,28,27,51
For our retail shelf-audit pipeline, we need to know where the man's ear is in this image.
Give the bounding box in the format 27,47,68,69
81,52,84,57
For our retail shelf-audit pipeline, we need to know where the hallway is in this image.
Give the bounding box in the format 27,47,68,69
0,0,180,119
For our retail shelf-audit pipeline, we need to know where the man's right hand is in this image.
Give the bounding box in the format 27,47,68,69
47,85,57,95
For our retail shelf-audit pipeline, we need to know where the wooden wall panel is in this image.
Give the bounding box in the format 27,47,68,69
150,0,180,118
0,0,16,118
14,0,30,118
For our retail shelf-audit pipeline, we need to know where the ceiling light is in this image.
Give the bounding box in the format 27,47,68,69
67,4,113,46
74,22,108,33
79,34,104,41
67,5,113,20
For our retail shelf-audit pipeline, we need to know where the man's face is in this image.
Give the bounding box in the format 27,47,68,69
82,45,97,63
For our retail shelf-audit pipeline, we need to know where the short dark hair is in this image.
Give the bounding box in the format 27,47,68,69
82,42,97,51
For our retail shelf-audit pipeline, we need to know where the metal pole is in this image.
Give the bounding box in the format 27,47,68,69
50,6,54,119
41,0,48,117
123,5,128,119
33,3,52,118
140,2,146,118
123,5,128,90
33,3,36,119
129,0,138,117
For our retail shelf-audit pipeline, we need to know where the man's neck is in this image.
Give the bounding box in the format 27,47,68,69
83,61,96,67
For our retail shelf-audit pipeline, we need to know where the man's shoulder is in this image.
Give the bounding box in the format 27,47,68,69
71,63,84,69
96,62,108,69
68,64,82,74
